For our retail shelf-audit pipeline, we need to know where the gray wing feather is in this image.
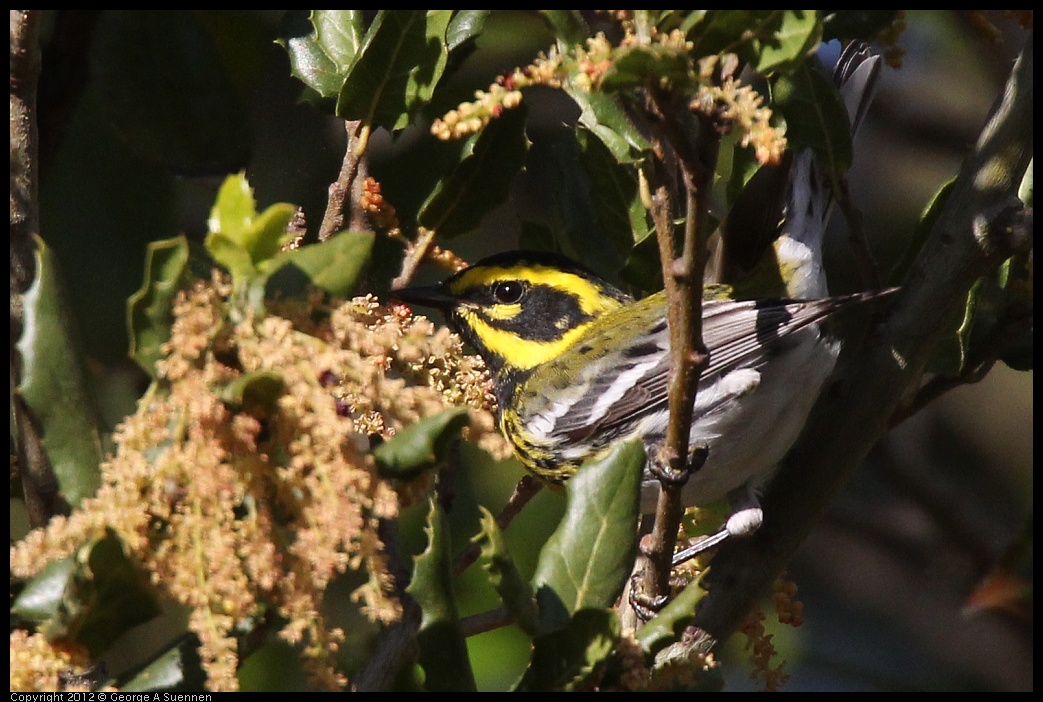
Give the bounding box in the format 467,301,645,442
547,293,883,441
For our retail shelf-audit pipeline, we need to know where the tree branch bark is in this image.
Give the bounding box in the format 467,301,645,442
318,119,368,241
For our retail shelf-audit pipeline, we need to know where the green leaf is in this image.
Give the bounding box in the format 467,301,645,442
204,174,297,279
772,58,853,180
889,179,954,287
446,10,492,53
575,126,646,257
619,233,666,293
204,231,256,281
892,177,1012,376
16,237,104,506
246,203,298,265
631,569,722,691
305,10,365,72
924,238,1033,377
598,44,694,94
264,230,375,299
953,280,982,374
634,570,710,655
406,498,477,691
686,10,783,61
959,255,1034,374
336,10,452,131
924,313,968,377
567,88,650,163
518,220,558,252
208,172,257,236
996,254,1033,371
675,10,711,35
538,10,590,46
118,633,208,692
685,10,819,75
278,10,366,98
1017,157,1032,207
11,557,77,624
75,536,160,654
522,128,626,275
713,129,794,292
126,237,188,374
750,10,822,75
90,10,249,176
473,506,539,636
515,608,620,691
205,174,258,278
719,127,771,213
127,236,208,377
374,407,470,479
216,370,285,418
532,440,644,633
418,106,529,239
16,534,159,656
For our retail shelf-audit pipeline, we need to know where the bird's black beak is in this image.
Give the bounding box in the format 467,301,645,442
391,284,458,310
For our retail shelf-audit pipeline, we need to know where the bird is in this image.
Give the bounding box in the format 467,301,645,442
394,249,894,560
394,42,887,561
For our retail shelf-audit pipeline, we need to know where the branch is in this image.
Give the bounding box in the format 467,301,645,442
392,227,438,290
318,119,368,241
691,33,1033,649
11,9,41,294
638,88,718,608
452,475,543,577
352,513,420,691
460,607,514,638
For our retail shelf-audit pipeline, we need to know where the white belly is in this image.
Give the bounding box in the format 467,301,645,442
640,328,840,511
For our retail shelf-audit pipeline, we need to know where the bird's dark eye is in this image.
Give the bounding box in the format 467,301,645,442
492,280,525,304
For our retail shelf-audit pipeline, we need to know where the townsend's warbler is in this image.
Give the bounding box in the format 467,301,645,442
396,41,887,557
395,252,895,555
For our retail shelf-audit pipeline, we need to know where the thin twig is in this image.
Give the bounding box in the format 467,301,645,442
11,9,42,294
639,87,718,608
453,475,543,577
392,227,438,290
318,120,367,241
645,185,689,592
460,607,515,638
353,512,422,690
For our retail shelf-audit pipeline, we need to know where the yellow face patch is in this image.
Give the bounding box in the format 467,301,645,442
459,308,594,371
